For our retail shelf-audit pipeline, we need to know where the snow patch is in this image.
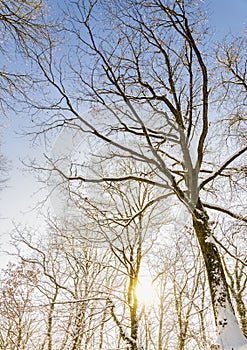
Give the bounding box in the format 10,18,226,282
205,235,215,244
237,345,247,350
216,303,247,350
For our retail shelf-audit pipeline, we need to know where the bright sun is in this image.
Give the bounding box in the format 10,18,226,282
136,277,157,305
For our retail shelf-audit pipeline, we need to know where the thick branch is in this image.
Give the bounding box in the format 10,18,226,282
200,145,247,189
203,202,247,223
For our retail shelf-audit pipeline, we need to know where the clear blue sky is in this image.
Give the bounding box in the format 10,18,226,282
209,0,246,36
0,0,246,265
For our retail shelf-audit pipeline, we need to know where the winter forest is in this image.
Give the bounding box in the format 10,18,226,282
0,0,247,349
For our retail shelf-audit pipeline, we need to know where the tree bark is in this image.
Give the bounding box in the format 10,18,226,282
193,199,247,349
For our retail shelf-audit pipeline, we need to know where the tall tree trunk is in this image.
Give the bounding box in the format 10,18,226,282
128,274,139,350
224,256,247,336
193,199,247,349
71,301,87,350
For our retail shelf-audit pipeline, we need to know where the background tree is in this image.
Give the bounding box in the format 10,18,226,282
0,0,49,110
52,162,168,350
0,261,40,350
0,0,49,221
7,213,218,349
12,223,112,350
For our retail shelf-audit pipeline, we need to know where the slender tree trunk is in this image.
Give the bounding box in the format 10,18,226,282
47,286,59,350
193,199,247,349
224,258,247,336
71,301,87,350
128,274,139,350
158,296,164,350
99,305,107,350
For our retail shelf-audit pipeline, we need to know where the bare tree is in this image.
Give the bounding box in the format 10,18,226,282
0,0,50,219
67,166,166,350
11,222,117,350
0,261,40,350
0,0,49,111
23,0,247,348
142,228,213,350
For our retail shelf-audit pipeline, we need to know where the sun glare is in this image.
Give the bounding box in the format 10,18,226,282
136,277,157,305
